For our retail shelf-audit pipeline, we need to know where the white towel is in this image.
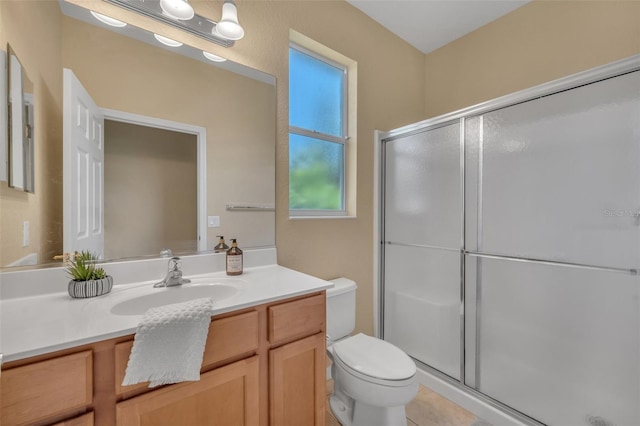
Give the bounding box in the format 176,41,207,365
122,297,214,388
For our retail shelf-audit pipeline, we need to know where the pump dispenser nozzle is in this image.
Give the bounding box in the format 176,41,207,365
214,235,229,253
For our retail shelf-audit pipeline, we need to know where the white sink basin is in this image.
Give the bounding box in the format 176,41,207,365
110,283,241,316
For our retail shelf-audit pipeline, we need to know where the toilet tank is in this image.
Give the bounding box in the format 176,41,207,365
326,278,357,342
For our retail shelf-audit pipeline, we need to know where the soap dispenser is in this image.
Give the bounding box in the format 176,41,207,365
214,235,229,253
226,239,243,276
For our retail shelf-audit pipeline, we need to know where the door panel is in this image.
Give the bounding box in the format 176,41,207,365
384,244,460,379
384,122,461,249
63,68,104,257
465,71,640,269
465,256,640,426
383,122,462,379
269,333,325,426
116,356,259,426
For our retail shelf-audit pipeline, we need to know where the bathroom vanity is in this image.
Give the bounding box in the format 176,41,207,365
0,250,331,425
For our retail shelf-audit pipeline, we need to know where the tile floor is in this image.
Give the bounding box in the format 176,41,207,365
326,380,486,426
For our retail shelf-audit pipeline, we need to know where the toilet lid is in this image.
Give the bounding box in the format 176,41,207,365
333,333,416,381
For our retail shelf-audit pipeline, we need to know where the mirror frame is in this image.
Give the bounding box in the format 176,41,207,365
0,48,7,182
7,44,35,193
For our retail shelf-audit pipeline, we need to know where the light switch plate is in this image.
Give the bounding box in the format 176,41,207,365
207,216,220,227
22,220,29,247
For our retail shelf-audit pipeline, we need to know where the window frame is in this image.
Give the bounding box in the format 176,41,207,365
289,42,349,217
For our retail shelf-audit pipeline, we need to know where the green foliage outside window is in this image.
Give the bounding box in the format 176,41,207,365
289,134,343,210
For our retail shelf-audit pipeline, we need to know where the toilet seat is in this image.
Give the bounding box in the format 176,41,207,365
332,333,416,386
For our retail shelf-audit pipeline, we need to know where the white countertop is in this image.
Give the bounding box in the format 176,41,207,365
0,262,332,363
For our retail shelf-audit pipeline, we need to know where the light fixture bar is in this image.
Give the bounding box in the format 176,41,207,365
103,0,234,48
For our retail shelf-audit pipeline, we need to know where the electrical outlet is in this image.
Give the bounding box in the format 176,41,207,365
207,216,220,227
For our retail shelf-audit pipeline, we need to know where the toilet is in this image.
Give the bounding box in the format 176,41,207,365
326,278,418,426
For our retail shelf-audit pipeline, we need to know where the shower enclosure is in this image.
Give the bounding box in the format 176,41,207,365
379,56,640,426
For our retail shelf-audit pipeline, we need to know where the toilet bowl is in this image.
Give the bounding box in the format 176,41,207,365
326,279,418,426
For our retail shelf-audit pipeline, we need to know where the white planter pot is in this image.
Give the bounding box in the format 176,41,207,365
68,275,113,298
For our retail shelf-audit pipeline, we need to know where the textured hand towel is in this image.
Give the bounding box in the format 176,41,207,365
122,297,214,388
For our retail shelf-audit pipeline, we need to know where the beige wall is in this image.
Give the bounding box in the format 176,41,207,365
104,121,197,259
247,1,427,336
0,1,63,266
424,0,640,118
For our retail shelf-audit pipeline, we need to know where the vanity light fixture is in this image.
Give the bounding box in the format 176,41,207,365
215,0,244,41
154,33,183,47
159,0,194,20
203,51,227,62
103,0,243,48
90,11,127,27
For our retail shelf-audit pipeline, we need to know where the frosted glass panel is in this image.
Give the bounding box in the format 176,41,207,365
465,256,640,426
469,71,640,269
384,244,460,379
385,123,461,248
464,116,480,252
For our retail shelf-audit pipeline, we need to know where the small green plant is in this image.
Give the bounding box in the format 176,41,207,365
66,250,108,281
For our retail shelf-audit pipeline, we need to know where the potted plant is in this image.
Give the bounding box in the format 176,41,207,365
66,251,113,298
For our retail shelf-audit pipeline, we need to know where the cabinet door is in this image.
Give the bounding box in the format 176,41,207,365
116,356,259,426
1,350,93,426
269,333,326,426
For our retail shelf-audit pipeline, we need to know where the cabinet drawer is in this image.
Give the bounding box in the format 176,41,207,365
115,310,259,397
268,294,325,345
1,350,93,426
202,310,259,368
52,412,94,426
115,341,148,397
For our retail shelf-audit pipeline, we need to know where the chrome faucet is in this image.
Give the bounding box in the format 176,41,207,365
154,257,191,287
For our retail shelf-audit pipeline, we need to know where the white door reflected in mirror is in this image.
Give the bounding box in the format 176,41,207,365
63,68,105,257
62,69,207,259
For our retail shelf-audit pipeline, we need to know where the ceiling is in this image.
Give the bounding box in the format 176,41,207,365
346,0,530,54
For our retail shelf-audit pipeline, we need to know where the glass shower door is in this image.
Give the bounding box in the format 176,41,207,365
464,70,640,425
383,122,462,379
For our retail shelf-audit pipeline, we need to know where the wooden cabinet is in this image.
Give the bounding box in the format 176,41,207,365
0,292,325,426
1,351,92,425
268,294,326,426
269,333,326,426
116,356,259,426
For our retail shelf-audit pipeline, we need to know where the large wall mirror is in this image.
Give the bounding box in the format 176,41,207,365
0,0,275,269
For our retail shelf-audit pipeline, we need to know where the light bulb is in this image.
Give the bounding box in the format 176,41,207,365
90,11,127,28
154,34,183,47
160,0,195,20
203,51,227,62
215,1,244,40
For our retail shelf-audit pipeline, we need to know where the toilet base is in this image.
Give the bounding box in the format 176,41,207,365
330,394,408,426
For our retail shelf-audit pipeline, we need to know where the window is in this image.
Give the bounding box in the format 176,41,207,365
289,44,348,215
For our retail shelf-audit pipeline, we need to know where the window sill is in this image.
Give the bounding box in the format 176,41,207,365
288,214,357,220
